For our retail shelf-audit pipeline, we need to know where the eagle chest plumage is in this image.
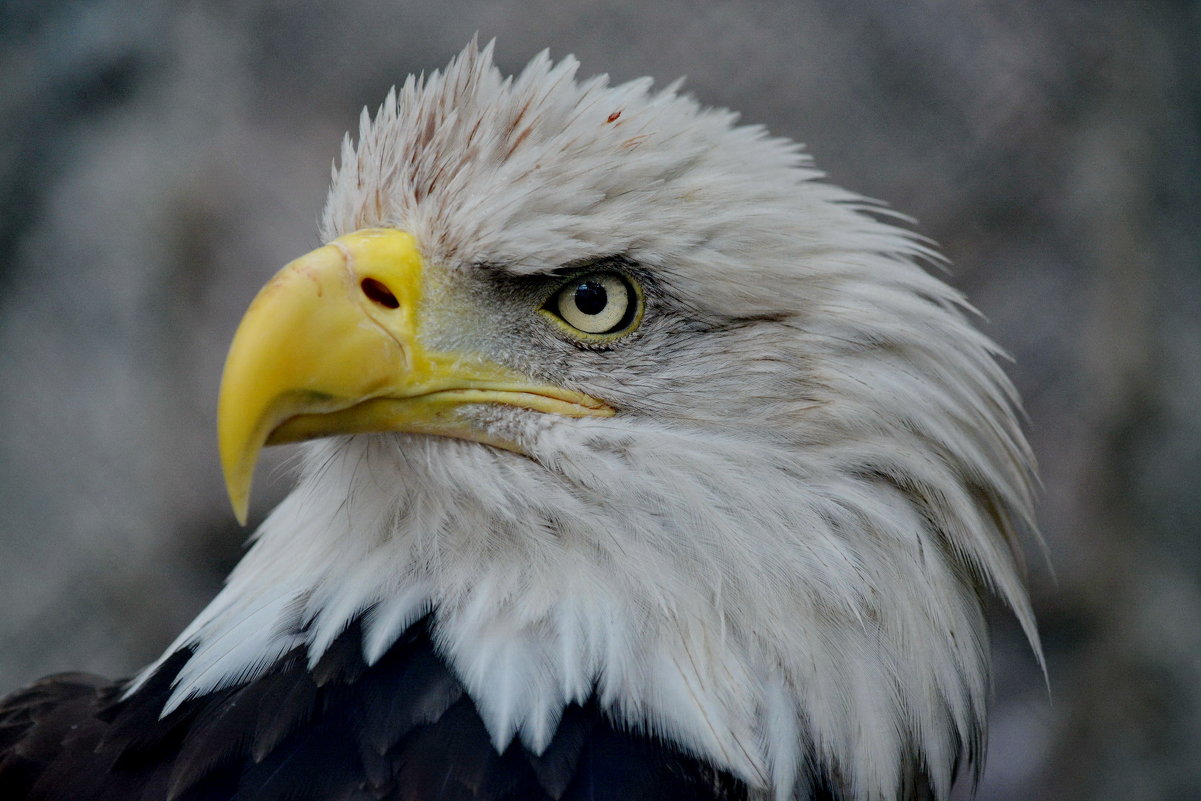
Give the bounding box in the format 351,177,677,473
0,40,1040,801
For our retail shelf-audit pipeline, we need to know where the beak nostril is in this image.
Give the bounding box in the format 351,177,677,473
360,278,400,309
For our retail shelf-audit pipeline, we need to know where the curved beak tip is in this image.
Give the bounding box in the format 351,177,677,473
231,497,250,528
220,445,254,526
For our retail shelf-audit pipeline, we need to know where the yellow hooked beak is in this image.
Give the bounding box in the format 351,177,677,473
218,228,613,524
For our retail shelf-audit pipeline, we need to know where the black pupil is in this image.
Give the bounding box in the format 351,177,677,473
573,280,608,315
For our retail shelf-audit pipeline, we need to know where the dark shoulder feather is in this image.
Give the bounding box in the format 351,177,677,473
0,616,751,801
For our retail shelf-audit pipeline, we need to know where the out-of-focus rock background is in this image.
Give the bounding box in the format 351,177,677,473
1,1,1197,798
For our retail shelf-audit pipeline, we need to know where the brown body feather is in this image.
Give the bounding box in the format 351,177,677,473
0,616,756,801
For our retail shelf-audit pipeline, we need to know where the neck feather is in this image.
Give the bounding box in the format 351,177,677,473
132,424,1022,800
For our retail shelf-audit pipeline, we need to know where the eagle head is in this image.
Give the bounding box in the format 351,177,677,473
142,41,1039,801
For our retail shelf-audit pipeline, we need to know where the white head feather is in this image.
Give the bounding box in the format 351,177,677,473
135,41,1041,801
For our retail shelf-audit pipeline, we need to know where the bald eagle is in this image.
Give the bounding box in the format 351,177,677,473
0,42,1040,801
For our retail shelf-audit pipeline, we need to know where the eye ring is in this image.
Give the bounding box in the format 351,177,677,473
541,271,643,340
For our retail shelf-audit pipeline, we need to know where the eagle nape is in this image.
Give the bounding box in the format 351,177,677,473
0,40,1041,801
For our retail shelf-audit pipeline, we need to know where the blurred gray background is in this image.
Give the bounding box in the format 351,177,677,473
1,1,1198,799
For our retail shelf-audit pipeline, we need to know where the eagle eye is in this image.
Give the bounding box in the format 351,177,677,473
544,272,642,339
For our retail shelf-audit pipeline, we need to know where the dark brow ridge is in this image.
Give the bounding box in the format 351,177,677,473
470,254,638,278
